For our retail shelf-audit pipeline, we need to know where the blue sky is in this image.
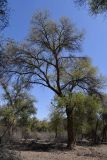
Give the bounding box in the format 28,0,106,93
2,0,107,120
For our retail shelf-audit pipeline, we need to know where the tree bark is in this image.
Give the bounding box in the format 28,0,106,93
55,126,58,139
66,106,75,149
102,124,107,142
93,120,99,144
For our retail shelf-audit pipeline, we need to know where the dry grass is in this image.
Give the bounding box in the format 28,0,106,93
20,145,107,160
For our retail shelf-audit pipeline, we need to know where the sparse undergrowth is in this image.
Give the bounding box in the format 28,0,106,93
0,144,22,160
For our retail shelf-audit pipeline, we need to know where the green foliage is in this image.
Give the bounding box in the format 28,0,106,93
58,92,85,109
35,120,49,132
0,106,15,125
16,99,36,128
75,0,107,14
82,95,101,134
49,105,64,136
0,81,37,138
28,117,38,131
55,93,102,136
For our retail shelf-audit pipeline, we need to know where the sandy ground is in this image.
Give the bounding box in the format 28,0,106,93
20,145,107,160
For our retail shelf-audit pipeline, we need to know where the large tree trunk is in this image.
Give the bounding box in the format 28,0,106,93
66,106,75,149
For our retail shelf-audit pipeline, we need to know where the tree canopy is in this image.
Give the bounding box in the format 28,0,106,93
75,0,107,14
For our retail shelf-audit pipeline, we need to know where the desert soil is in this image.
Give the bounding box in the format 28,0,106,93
21,145,107,160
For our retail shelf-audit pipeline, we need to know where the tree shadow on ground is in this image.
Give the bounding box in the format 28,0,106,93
11,140,68,152
9,139,103,152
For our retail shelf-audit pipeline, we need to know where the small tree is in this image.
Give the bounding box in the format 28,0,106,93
0,80,37,141
49,104,64,139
